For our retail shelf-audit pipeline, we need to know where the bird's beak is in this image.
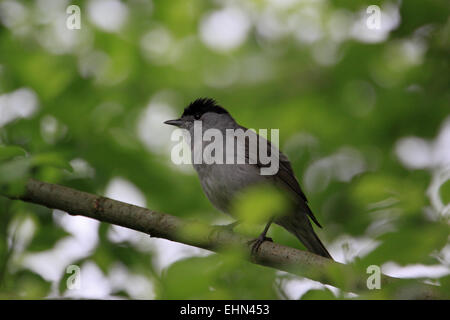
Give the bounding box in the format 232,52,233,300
164,118,183,127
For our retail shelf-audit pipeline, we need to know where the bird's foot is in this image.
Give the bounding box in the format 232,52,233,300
247,235,273,255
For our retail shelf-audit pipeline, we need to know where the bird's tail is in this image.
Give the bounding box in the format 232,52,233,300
280,214,333,260
292,227,333,260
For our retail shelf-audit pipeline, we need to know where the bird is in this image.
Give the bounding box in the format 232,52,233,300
164,98,332,259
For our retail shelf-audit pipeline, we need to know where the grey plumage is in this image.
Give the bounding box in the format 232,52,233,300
165,98,332,259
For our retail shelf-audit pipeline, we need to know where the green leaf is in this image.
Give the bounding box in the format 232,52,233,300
0,145,27,162
0,158,31,184
31,153,73,172
13,269,52,299
439,179,450,205
301,288,337,300
160,252,277,299
160,256,217,299
231,184,290,226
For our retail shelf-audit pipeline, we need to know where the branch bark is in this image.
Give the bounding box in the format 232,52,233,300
2,179,441,297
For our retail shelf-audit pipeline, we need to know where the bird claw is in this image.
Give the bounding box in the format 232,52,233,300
248,235,273,255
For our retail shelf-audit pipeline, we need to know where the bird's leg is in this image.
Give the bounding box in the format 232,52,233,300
248,218,274,255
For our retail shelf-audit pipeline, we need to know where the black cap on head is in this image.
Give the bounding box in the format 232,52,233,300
182,98,228,118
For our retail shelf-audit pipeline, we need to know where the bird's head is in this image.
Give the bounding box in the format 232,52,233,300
164,98,234,130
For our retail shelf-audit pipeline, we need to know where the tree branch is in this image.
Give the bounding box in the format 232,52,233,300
2,179,441,297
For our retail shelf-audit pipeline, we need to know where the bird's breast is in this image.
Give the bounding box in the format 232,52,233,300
194,163,266,214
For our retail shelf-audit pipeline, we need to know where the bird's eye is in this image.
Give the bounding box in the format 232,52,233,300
194,114,201,120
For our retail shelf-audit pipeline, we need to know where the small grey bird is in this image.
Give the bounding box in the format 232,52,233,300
164,98,332,259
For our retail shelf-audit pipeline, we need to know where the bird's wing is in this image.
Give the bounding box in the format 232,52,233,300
239,125,323,228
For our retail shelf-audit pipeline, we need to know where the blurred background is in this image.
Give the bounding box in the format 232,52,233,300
0,0,449,299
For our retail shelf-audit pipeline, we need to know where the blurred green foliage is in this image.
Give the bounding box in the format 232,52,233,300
159,251,278,299
0,0,449,299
